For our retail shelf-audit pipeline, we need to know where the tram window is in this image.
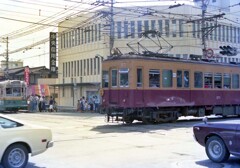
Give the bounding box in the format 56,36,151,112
184,71,189,88
137,68,143,87
204,72,213,88
177,70,182,87
119,68,129,87
6,88,12,95
214,73,222,88
194,72,203,88
149,69,160,88
162,70,172,87
224,73,231,89
111,69,117,87
102,70,109,88
232,74,239,89
13,87,21,96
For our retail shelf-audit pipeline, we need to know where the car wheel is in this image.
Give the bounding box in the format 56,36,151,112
2,144,29,168
205,136,230,163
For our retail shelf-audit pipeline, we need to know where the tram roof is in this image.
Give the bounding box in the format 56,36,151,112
105,53,240,68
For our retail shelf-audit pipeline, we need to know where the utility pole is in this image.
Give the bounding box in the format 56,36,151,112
109,0,114,56
188,0,224,59
201,0,207,58
6,37,9,71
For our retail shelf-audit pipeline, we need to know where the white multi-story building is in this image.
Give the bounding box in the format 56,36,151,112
57,0,240,107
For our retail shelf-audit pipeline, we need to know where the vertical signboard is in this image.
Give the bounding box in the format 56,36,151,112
24,66,30,86
49,32,57,74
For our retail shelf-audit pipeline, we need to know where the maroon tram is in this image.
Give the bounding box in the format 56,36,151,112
101,53,240,124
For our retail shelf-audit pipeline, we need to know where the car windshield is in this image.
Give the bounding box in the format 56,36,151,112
0,117,23,129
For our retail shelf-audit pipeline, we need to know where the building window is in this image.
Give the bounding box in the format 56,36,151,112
83,60,86,76
90,59,93,75
130,21,135,38
80,60,83,76
144,20,149,32
158,20,163,36
91,25,94,42
87,59,89,75
214,24,217,41
197,21,200,38
210,23,213,40
238,28,240,43
165,20,170,37
179,19,184,37
206,22,209,39
230,26,233,43
62,87,65,97
117,21,122,39
226,26,229,42
68,32,71,48
151,20,156,37
74,61,76,77
234,27,236,43
65,33,68,48
71,61,73,77
77,28,80,45
84,28,87,44
98,24,101,41
222,25,225,41
137,21,142,38
68,62,70,77
94,58,96,75
72,31,75,47
95,24,98,41
88,26,91,43
97,57,101,75
77,61,79,76
172,20,177,37
124,21,128,38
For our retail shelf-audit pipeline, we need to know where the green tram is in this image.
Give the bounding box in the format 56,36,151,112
0,80,28,112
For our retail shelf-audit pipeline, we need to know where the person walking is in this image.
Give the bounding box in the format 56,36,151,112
49,96,54,112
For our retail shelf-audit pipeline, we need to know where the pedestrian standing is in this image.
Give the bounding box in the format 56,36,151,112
39,96,43,112
49,96,54,112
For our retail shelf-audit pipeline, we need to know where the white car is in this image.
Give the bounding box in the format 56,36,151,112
0,114,53,168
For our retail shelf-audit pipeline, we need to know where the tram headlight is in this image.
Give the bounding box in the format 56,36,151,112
123,99,126,102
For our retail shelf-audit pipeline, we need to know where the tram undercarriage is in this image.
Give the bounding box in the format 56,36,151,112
105,105,240,124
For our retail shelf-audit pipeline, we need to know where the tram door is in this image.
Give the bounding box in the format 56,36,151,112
109,69,118,104
135,68,144,105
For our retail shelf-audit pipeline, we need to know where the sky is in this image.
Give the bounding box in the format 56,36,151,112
0,0,194,68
